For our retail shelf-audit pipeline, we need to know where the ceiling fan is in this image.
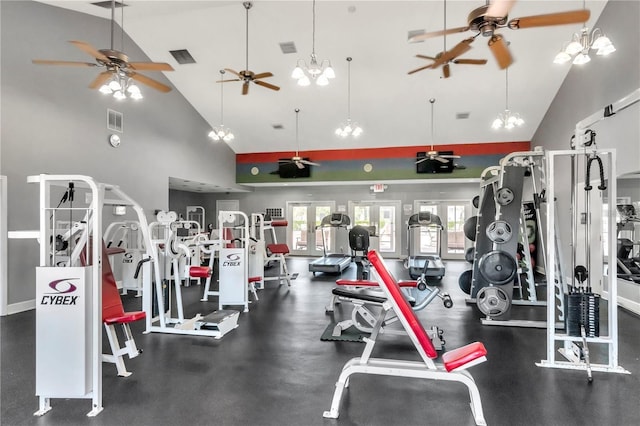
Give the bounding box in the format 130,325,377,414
416,98,461,165
279,109,320,170
409,0,591,69
409,0,487,78
32,0,173,94
219,2,280,96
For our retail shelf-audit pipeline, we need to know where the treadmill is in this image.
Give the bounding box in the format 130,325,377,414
406,211,446,280
309,213,352,275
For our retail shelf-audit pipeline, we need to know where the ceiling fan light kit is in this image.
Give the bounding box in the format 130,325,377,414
292,0,335,87
209,69,235,143
335,57,362,138
492,66,524,130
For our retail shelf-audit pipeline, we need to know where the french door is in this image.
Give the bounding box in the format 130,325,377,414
414,200,470,260
286,201,335,256
349,201,402,257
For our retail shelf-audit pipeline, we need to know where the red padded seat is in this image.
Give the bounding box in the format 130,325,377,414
105,247,126,256
248,276,262,283
103,311,146,326
189,266,211,278
336,279,417,288
270,220,288,227
267,243,290,255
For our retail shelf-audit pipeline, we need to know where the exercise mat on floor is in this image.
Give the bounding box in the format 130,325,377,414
320,322,367,343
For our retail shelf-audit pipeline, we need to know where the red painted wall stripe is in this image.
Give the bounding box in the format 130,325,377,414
237,141,530,163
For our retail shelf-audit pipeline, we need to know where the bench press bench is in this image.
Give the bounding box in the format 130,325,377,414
323,250,488,425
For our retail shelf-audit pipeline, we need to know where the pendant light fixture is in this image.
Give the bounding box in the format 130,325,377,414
209,69,235,142
553,0,615,65
291,0,335,86
335,57,362,138
491,66,524,130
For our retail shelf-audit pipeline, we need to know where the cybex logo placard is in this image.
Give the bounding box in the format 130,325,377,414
41,278,79,305
222,253,241,267
123,252,134,264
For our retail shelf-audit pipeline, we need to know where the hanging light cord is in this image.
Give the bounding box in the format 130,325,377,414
311,0,317,55
505,67,509,110
295,109,300,156
430,98,435,151
121,1,124,52
245,4,249,71
110,0,116,50
219,70,225,125
443,0,447,52
347,58,352,120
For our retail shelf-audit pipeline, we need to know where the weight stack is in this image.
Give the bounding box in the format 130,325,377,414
565,293,600,337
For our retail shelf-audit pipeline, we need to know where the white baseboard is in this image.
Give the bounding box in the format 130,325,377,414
601,290,640,316
6,299,35,315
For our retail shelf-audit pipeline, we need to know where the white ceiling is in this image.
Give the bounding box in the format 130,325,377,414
36,0,608,156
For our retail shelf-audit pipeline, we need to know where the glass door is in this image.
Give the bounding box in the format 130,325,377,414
415,200,470,260
287,201,334,256
349,201,402,257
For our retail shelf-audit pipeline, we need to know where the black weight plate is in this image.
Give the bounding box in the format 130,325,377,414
476,286,510,317
478,250,517,285
458,269,473,295
472,195,480,209
463,216,478,242
465,247,475,263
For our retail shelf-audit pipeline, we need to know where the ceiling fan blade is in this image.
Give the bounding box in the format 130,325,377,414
301,160,321,167
129,72,172,93
488,34,513,69
409,26,469,43
216,78,241,83
435,157,450,163
508,9,590,30
69,40,110,62
254,80,280,91
88,71,113,89
32,59,98,67
486,0,517,19
453,59,488,65
415,54,437,61
253,72,274,79
242,81,250,95
224,68,242,78
439,155,461,159
415,157,430,164
295,161,306,170
407,63,436,75
442,64,451,79
445,38,474,61
128,62,174,72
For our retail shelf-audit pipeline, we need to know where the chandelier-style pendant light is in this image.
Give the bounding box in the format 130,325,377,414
335,57,362,138
291,0,335,86
554,0,615,65
209,69,235,142
492,66,524,130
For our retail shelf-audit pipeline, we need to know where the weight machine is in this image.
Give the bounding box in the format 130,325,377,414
537,88,639,378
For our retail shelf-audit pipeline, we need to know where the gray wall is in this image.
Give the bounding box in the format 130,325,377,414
1,1,237,306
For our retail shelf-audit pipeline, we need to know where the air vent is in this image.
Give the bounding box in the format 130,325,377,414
107,109,123,132
169,49,196,65
456,112,470,120
272,124,284,130
279,42,297,54
92,1,126,8
408,29,425,43
265,208,284,219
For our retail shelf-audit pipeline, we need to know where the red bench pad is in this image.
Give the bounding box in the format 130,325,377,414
336,279,417,288
442,342,487,372
104,311,146,325
189,266,211,278
368,250,438,359
267,243,290,255
248,276,262,283
270,220,288,227
105,247,126,256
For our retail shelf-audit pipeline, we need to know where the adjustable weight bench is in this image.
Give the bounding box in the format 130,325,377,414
323,250,488,425
81,241,146,377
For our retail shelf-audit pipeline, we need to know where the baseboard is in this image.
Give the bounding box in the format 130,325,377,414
6,299,35,315
601,290,640,316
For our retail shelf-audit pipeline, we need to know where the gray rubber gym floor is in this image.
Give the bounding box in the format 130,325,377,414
2,258,639,425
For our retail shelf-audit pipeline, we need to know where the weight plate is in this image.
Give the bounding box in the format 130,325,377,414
465,247,475,264
463,216,478,242
458,269,473,295
472,195,480,209
478,250,517,285
485,220,513,244
476,286,511,317
496,187,515,206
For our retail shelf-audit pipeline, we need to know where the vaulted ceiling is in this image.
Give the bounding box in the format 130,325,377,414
36,1,608,155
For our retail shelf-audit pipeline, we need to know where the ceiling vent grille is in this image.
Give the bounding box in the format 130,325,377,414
169,49,196,65
107,109,123,132
91,1,126,9
456,112,470,120
279,42,297,54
